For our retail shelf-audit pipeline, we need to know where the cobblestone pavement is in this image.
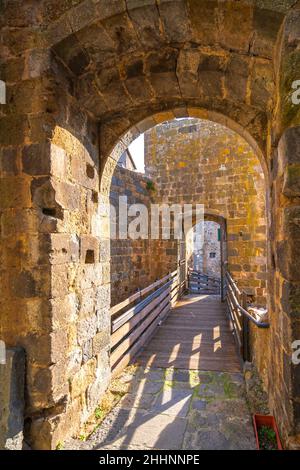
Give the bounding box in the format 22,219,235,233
65,366,256,450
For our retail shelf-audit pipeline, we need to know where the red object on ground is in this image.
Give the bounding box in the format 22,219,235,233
253,414,283,450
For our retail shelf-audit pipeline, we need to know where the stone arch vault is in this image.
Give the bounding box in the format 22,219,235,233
0,0,300,449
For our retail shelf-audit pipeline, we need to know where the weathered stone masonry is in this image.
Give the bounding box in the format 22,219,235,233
110,166,154,306
0,0,300,449
110,164,182,306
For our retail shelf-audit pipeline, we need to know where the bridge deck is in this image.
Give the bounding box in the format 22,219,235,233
138,294,241,372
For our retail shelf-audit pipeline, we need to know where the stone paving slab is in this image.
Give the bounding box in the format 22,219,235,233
94,412,188,450
151,388,193,418
65,366,256,450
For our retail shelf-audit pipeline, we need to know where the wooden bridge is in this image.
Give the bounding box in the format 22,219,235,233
138,294,240,372
110,266,269,377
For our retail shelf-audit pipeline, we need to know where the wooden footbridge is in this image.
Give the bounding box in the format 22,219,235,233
110,265,269,377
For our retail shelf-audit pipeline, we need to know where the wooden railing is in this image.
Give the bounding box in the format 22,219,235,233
110,264,186,377
225,271,269,362
188,269,221,295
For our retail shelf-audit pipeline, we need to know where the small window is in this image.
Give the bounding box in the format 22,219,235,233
85,249,95,264
210,252,216,259
86,163,95,179
218,228,221,241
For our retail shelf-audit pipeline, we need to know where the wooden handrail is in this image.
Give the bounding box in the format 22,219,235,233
111,278,174,332
188,268,221,284
225,272,269,328
225,270,269,362
111,269,177,317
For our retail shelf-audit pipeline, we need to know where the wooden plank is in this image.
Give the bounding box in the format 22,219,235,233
111,270,177,317
138,354,241,373
111,303,170,376
137,294,241,372
111,295,171,367
111,288,171,348
112,279,173,333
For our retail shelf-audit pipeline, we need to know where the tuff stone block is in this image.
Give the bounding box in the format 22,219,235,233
77,315,98,347
86,355,110,412
92,330,110,356
50,233,79,265
0,147,19,175
70,358,96,399
277,239,300,281
252,8,283,58
127,2,162,49
283,165,300,197
187,0,218,45
157,0,191,43
52,180,81,211
225,55,249,103
278,127,300,172
282,281,300,319
219,1,253,53
0,177,31,209
250,60,275,111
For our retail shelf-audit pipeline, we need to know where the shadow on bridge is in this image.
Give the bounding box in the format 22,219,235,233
138,294,241,372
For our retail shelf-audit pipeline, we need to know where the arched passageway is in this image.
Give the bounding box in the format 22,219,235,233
0,1,300,450
108,115,267,378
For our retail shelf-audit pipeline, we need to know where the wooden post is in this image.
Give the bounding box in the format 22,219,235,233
241,292,250,362
220,227,224,301
221,261,228,303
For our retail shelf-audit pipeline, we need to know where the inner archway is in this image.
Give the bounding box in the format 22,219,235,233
189,220,222,277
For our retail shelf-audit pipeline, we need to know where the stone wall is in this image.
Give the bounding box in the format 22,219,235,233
110,166,153,306
0,51,111,448
0,348,25,450
110,164,182,306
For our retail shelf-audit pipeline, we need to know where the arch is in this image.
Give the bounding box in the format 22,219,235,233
45,0,295,51
101,108,269,195
48,1,286,174
204,212,227,233
185,211,228,294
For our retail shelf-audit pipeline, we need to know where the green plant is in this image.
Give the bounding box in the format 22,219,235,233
258,425,277,450
56,441,64,450
94,406,104,420
146,180,155,192
79,434,86,441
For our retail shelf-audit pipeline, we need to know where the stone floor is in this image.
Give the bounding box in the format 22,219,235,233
65,366,256,450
